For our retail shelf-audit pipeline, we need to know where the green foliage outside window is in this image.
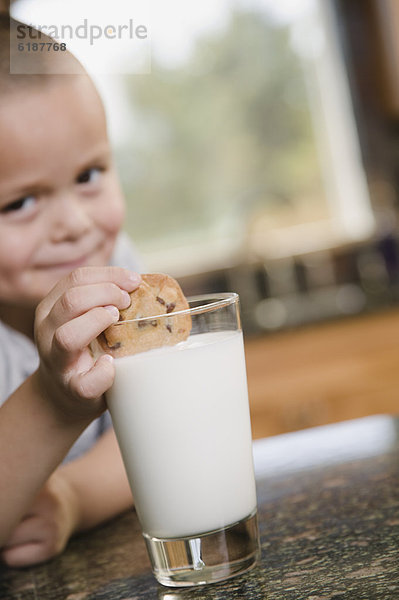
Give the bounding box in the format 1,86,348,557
117,9,326,254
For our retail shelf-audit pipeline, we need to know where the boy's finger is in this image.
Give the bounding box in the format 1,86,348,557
48,282,132,329
68,354,115,401
1,516,51,567
52,306,120,360
1,542,46,568
37,267,141,321
1,514,39,548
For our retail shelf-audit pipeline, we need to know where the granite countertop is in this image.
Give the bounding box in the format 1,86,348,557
1,415,399,599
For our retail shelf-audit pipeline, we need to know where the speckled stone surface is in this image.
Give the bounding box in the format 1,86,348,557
1,415,399,599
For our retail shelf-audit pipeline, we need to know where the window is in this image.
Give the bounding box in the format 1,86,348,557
12,0,375,277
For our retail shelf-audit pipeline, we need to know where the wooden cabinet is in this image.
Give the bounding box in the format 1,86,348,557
244,308,399,438
369,0,399,117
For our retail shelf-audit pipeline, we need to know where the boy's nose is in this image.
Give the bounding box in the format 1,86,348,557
50,195,91,242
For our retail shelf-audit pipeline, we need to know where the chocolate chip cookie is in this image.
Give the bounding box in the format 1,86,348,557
93,273,192,358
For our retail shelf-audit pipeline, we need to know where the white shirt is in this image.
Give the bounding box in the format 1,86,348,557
0,232,143,462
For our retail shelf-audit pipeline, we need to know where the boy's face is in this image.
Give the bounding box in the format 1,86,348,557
0,77,125,307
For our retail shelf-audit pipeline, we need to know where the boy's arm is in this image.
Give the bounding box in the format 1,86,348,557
60,425,133,532
0,371,93,547
1,402,133,567
0,267,141,566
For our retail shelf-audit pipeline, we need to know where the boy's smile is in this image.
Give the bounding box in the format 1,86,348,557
0,76,125,309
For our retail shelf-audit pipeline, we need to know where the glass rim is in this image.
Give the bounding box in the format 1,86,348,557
112,292,239,326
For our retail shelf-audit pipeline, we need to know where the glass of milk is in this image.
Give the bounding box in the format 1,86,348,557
106,293,260,587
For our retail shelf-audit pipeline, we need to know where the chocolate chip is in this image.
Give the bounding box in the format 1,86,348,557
166,302,176,313
166,324,172,333
138,319,158,328
156,296,166,305
108,341,122,350
100,333,122,351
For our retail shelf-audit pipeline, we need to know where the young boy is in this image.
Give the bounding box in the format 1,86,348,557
0,14,143,567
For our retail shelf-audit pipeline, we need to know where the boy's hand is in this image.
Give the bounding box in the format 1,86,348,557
34,266,140,423
0,470,77,567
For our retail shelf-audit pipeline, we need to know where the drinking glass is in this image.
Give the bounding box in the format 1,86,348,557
105,293,260,587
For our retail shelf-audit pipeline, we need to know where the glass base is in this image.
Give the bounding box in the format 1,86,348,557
143,511,260,588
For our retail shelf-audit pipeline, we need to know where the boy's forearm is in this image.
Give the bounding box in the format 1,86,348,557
0,371,90,546
59,427,133,532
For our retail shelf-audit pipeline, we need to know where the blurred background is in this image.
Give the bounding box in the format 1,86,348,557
11,0,399,437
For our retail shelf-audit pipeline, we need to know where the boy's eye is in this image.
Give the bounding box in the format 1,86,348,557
76,167,103,185
0,196,36,214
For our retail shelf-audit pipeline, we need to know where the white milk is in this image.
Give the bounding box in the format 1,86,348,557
107,330,257,539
